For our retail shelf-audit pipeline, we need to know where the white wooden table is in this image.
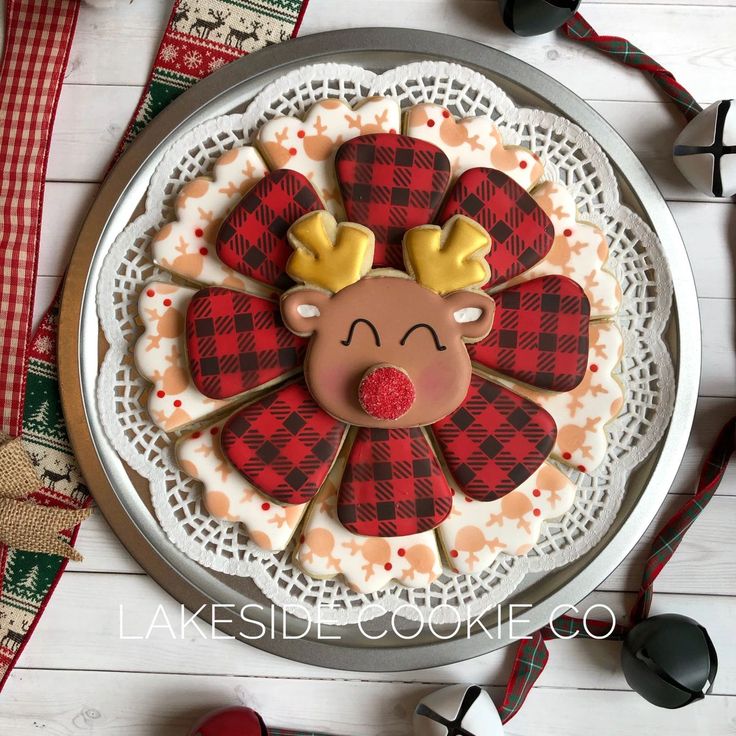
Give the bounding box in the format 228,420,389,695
4,1,736,733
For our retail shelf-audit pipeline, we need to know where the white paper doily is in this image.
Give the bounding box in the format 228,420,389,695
96,62,674,624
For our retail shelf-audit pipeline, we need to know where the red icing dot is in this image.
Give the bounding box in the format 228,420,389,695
450,549,459,558
563,228,573,238
532,488,541,497
289,147,298,156
262,502,271,511
359,366,415,420
156,390,165,398
173,400,182,408
300,534,305,544
562,452,572,460
384,562,393,571
590,364,599,373
199,247,209,256
397,548,406,557
191,431,201,439
297,130,306,138
533,508,541,517
577,464,586,473
442,109,451,118
427,119,436,127
163,298,172,307
389,128,397,134
146,289,155,298
210,426,219,435
194,227,204,238
519,160,528,169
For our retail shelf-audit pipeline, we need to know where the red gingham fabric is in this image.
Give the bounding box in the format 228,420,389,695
186,287,307,400
217,169,322,291
0,0,79,436
335,134,451,269
221,380,347,505
337,426,453,537
438,167,555,287
469,275,591,392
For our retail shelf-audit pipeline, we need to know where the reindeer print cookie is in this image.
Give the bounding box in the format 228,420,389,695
135,96,627,590
135,282,229,431
405,103,544,189
152,145,269,292
256,97,402,218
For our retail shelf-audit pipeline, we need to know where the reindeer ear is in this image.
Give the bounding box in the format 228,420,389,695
444,290,495,342
280,288,332,337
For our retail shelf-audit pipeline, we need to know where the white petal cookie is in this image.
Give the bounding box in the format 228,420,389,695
504,181,621,318
152,146,269,291
177,420,308,552
504,321,625,472
295,464,443,594
436,462,576,575
404,103,544,189
135,282,229,431
256,97,402,218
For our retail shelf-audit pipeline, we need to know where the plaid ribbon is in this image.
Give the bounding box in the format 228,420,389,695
0,0,79,438
0,0,310,693
561,13,703,122
499,416,736,723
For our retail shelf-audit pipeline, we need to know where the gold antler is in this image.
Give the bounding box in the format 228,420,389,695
286,211,375,292
403,215,492,294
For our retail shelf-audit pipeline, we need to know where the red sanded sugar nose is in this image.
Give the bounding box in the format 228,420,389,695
358,365,416,420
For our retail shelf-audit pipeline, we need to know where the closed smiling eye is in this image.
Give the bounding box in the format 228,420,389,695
341,318,381,347
400,323,447,352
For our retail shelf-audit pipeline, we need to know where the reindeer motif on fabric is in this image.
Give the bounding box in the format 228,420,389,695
225,20,263,50
190,9,229,39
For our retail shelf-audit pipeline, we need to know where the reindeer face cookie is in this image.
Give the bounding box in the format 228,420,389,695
281,215,495,428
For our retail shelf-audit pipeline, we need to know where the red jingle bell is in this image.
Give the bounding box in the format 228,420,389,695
189,706,268,736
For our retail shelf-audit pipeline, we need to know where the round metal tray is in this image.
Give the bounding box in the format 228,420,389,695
58,28,700,672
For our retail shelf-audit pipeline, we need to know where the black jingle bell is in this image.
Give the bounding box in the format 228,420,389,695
621,613,718,709
498,0,581,37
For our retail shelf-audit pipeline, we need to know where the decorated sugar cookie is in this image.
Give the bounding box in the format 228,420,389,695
496,321,625,472
177,420,308,552
138,109,627,586
256,97,402,217
135,282,229,431
170,134,592,550
152,145,269,291
435,461,576,574
295,460,443,593
510,181,622,318
405,103,544,189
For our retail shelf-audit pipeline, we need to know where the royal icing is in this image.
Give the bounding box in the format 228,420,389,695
295,459,443,593
152,145,269,291
177,419,308,552
404,103,544,189
256,97,402,218
436,461,577,574
135,282,229,431
337,425,453,537
508,181,622,318
334,133,451,269
499,321,625,472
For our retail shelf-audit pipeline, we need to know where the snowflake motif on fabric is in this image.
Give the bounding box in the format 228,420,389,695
179,133,591,540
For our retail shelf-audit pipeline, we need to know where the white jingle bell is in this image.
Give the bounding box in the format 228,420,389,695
673,99,736,198
414,684,504,736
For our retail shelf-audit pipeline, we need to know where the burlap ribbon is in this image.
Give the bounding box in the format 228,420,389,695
0,435,92,561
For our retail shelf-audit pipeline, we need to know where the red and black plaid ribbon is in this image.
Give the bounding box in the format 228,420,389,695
561,13,702,122
499,416,736,723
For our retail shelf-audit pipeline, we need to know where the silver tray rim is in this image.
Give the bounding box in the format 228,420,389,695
59,28,700,672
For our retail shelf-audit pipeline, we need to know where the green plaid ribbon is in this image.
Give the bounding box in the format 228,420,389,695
499,416,736,722
561,13,702,121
